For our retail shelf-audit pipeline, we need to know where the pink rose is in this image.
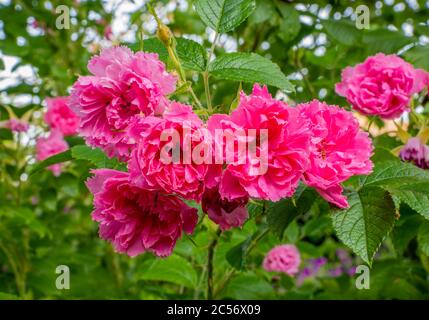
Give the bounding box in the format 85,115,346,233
336,53,429,119
35,130,69,176
263,244,301,276
128,102,209,201
208,84,311,202
86,169,198,257
44,96,79,136
69,46,177,159
3,118,29,133
298,100,373,208
201,185,248,231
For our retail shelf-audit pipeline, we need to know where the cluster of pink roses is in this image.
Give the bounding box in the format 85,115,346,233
65,46,377,258
35,97,80,176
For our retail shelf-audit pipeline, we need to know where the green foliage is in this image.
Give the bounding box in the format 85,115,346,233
267,186,318,239
332,187,396,266
194,0,256,33
176,38,207,71
209,53,294,92
137,255,198,288
322,19,361,46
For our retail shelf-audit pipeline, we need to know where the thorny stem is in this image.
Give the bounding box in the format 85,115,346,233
207,228,221,300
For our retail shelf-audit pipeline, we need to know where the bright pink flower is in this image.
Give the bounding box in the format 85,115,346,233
336,53,429,119
44,97,79,136
4,118,29,132
263,244,301,276
69,46,177,159
35,130,68,176
86,169,198,257
201,185,248,231
298,100,373,208
128,102,209,201
208,84,311,202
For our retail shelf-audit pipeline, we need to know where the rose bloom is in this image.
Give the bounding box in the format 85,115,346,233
3,118,29,133
44,96,79,136
35,130,68,176
208,84,310,202
336,53,429,119
263,244,301,276
86,169,198,257
128,102,209,201
399,137,429,169
298,100,373,208
201,185,248,231
69,46,177,159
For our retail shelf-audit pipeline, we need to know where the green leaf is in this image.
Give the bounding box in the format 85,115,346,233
385,185,429,220
392,214,422,255
277,5,301,44
226,237,252,270
71,145,122,169
143,38,169,61
415,24,429,37
371,147,401,164
363,29,413,54
0,292,19,300
332,187,396,265
29,150,72,176
225,226,268,270
322,19,361,46
248,0,275,25
209,52,294,92
267,186,317,238
0,58,5,70
405,45,429,70
418,221,429,256
0,206,51,238
362,161,429,189
128,38,169,63
194,0,256,33
175,38,207,71
225,272,274,299
138,255,198,288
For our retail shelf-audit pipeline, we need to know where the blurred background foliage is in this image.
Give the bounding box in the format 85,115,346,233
1,0,429,299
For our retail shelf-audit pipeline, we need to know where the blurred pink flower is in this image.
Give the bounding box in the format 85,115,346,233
69,46,177,159
399,137,429,169
104,25,113,40
263,244,301,276
128,102,209,201
4,118,29,133
86,169,198,257
35,130,68,176
209,84,311,202
298,100,373,208
336,53,429,119
44,96,79,136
